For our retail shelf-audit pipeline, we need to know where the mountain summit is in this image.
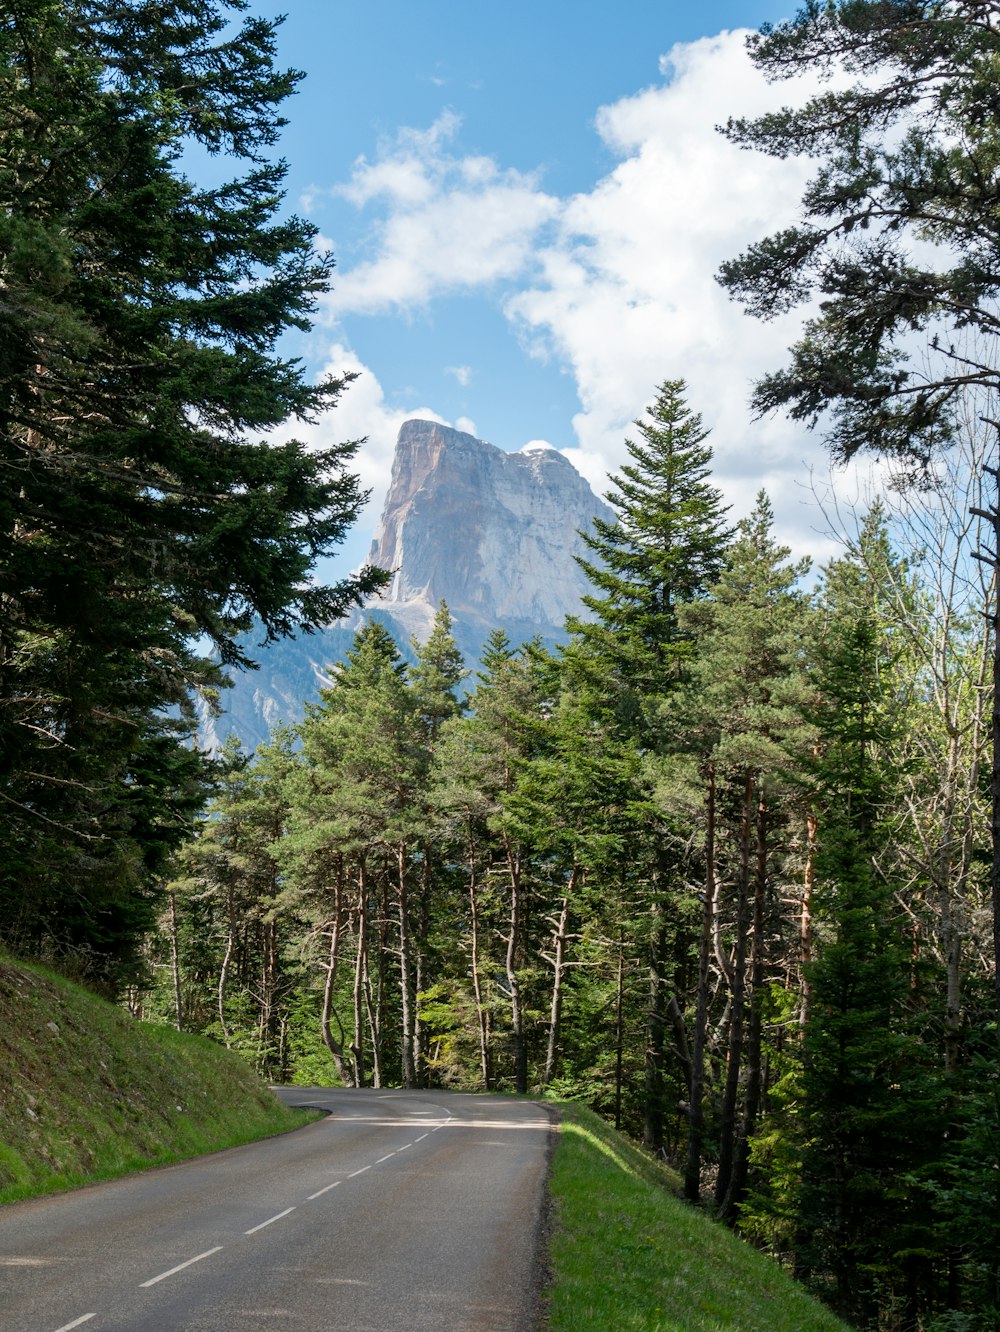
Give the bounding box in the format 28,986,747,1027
201,419,611,750
366,419,612,652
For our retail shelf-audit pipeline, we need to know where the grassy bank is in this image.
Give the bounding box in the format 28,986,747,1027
0,954,314,1204
544,1102,848,1332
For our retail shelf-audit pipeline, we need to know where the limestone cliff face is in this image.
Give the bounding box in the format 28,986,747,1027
367,419,611,640
200,419,611,751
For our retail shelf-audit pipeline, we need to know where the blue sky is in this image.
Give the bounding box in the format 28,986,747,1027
247,2,863,571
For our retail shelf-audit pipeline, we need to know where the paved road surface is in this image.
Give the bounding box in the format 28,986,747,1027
0,1088,553,1331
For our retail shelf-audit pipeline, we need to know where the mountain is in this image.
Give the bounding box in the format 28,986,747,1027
199,419,612,752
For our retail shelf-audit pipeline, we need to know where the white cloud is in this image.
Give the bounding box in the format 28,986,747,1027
500,31,866,560
316,31,871,565
446,364,473,386
323,113,559,317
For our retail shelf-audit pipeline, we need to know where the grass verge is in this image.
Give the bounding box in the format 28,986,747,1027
543,1101,849,1332
0,954,317,1204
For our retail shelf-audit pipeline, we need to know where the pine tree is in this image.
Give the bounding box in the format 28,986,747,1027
680,490,815,1214
570,379,732,713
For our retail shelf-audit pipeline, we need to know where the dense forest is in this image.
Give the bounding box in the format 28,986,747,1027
146,381,999,1331
5,3,1000,1331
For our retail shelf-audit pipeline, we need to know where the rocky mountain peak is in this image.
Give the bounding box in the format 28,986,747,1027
368,419,611,638
200,418,611,752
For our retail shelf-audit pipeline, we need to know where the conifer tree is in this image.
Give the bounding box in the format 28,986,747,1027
680,490,814,1214
796,514,945,1325
571,379,732,712
284,621,422,1087
567,379,733,1150
0,1,385,979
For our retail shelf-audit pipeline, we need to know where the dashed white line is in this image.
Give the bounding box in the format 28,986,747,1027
245,1207,296,1235
376,1153,395,1163
308,1180,342,1200
397,1142,412,1151
140,1246,223,1287
415,1133,429,1142
53,1316,97,1332
347,1165,371,1179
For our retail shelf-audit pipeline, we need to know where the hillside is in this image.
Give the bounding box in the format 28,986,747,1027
545,1102,849,1332
0,954,312,1203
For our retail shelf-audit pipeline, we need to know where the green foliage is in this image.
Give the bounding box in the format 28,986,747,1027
568,378,732,716
719,1,1000,464
0,0,386,983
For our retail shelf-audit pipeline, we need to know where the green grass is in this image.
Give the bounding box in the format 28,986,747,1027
0,953,317,1204
543,1102,849,1332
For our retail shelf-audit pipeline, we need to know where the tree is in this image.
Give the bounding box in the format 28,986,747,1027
0,1,386,979
795,514,946,1327
284,620,422,1088
567,379,733,1151
570,379,732,711
719,0,1000,466
680,490,814,1214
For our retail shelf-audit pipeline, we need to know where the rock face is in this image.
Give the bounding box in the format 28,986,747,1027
200,419,611,751
367,419,612,655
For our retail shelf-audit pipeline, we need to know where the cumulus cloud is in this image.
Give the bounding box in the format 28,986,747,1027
503,31,857,555
323,113,560,317
315,30,872,563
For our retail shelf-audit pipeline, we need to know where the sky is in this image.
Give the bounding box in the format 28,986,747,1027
248,1,869,573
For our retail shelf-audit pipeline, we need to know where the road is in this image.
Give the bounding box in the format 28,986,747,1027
0,1088,553,1332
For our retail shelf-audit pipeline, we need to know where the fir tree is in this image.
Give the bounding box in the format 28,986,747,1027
570,379,732,712
0,1,386,979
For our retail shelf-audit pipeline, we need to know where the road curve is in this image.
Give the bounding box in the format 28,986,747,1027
0,1087,553,1332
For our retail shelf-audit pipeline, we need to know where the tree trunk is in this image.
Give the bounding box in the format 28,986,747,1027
168,890,184,1032
970,462,1000,1037
715,771,753,1214
217,880,235,1047
468,843,491,1091
643,901,668,1153
543,889,573,1087
685,762,716,1203
502,831,528,1093
721,784,768,1222
801,802,816,1029
397,841,417,1088
319,864,351,1085
351,862,366,1087
615,931,626,1132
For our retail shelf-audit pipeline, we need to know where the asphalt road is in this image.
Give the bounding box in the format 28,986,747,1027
0,1088,553,1332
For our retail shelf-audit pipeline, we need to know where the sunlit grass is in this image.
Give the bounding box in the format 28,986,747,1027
0,953,317,1205
544,1102,849,1332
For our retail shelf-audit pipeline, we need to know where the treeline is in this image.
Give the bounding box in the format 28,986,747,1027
148,382,999,1330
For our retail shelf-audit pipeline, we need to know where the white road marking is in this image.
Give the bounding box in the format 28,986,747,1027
415,1133,429,1142
397,1142,412,1151
376,1153,395,1163
347,1165,371,1179
52,1316,97,1332
307,1180,342,1200
245,1207,295,1235
140,1246,223,1287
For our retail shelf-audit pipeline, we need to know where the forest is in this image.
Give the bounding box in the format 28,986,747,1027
147,382,999,1331
4,3,1000,1330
